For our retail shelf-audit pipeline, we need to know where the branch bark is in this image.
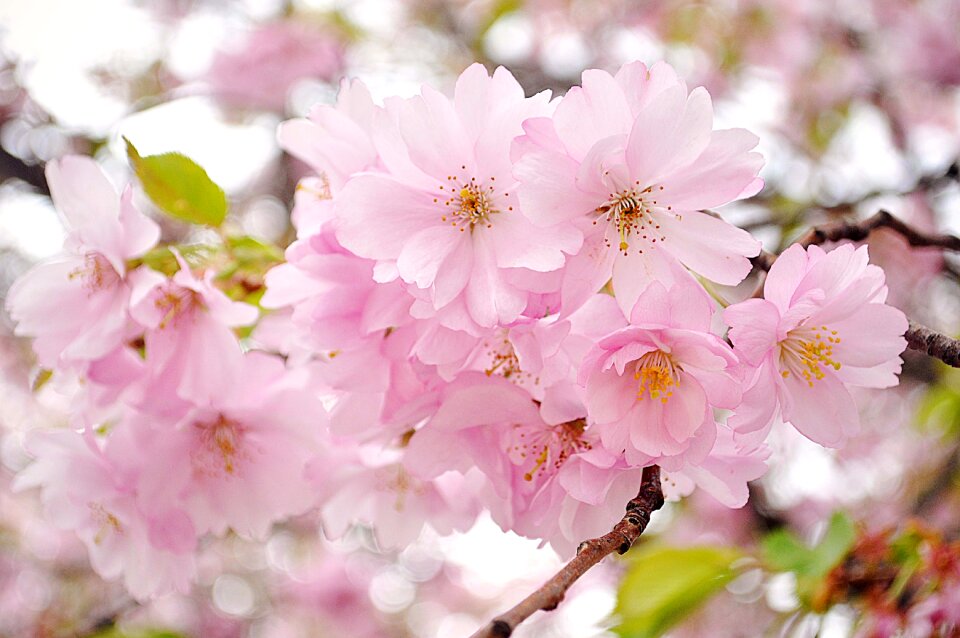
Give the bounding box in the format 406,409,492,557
906,321,960,368
796,209,960,251
469,465,665,638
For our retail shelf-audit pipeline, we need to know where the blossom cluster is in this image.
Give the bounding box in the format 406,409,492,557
7,61,909,599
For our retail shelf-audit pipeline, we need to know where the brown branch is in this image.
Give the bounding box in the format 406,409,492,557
469,465,665,638
750,250,778,274
906,321,960,368
797,209,960,252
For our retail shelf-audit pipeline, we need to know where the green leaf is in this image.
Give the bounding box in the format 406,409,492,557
811,512,856,575
761,511,857,607
125,137,227,226
762,512,855,579
917,380,960,438
224,234,284,267
615,545,743,638
89,628,185,638
132,244,215,277
761,529,812,573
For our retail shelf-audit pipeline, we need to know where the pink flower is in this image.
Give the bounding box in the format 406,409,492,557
334,63,580,329
260,194,412,359
579,275,741,468
724,243,908,447
204,20,344,112
278,78,380,196
313,442,484,549
129,251,258,412
128,352,324,539
6,155,159,369
513,61,763,314
401,372,604,553
14,429,196,600
661,427,771,508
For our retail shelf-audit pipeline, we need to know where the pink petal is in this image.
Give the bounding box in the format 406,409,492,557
652,210,760,285
781,370,859,447
724,298,782,366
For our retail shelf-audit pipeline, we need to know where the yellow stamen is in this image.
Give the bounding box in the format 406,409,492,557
633,349,681,403
779,324,842,387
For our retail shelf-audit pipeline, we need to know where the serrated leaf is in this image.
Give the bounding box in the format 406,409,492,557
615,545,743,638
125,138,227,226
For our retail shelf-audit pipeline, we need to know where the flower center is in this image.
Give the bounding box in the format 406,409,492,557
483,332,534,384
70,253,121,293
595,184,673,255
436,168,513,232
88,502,123,544
509,419,593,483
634,349,681,403
194,414,244,476
778,324,842,387
375,465,424,512
155,284,203,329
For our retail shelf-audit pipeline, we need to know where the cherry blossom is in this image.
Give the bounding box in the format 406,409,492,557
128,251,258,412
6,156,159,369
334,63,580,329
513,61,763,313
579,275,741,468
14,429,196,600
724,243,909,447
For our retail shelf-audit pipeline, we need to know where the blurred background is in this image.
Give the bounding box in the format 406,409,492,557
0,1,959,636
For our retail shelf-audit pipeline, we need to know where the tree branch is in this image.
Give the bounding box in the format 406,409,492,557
469,465,665,638
796,209,960,251
905,321,960,368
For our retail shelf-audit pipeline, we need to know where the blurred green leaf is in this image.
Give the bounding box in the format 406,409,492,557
762,511,856,606
217,234,284,305
224,234,284,267
90,627,185,638
762,512,855,578
132,244,215,277
917,379,960,438
125,137,228,226
473,0,522,49
615,545,743,638
761,529,811,573
812,512,856,574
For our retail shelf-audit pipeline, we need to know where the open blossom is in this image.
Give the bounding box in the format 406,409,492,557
129,251,258,413
14,429,196,600
513,61,763,313
313,440,485,549
278,77,380,197
128,352,324,539
6,155,159,369
724,243,908,447
401,372,604,552
578,274,741,468
334,63,580,329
